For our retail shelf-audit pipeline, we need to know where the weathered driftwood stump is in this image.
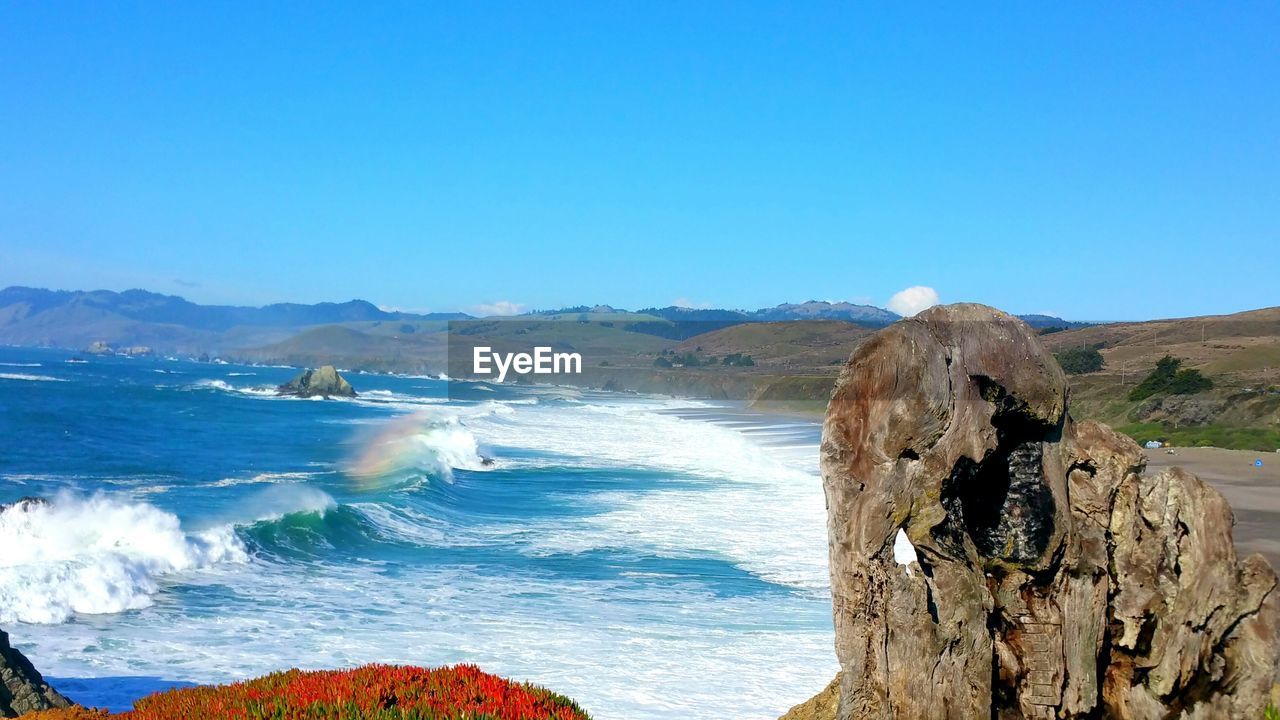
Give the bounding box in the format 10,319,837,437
821,304,1277,720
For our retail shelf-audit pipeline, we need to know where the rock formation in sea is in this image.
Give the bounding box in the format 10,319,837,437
1,627,71,717
277,365,356,398
816,304,1277,719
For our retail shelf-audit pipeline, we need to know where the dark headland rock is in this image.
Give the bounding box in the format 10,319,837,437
1,627,71,717
277,365,356,398
801,303,1276,720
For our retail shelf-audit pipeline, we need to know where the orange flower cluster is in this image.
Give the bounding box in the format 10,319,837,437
35,664,591,719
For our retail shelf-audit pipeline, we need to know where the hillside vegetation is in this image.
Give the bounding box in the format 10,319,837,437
1038,307,1280,448
4,286,1275,449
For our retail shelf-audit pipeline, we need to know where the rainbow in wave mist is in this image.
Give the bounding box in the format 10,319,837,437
344,412,492,490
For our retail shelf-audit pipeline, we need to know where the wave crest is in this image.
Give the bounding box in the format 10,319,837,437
0,373,64,382
0,493,248,624
346,415,491,489
190,379,279,397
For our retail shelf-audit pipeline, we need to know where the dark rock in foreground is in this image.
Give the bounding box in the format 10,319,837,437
277,365,356,398
818,303,1277,719
1,627,71,717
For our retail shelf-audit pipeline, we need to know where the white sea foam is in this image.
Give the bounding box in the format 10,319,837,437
190,379,279,397
448,396,830,592
410,422,491,474
241,386,280,397
0,373,64,382
352,389,447,412
209,471,314,488
451,400,515,419
7,381,837,719
0,494,248,624
0,362,41,367
17,558,836,720
346,415,491,487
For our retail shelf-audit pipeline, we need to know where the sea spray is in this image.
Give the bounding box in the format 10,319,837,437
0,493,247,624
345,413,491,489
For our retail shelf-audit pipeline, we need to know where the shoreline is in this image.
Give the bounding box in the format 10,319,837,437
1143,447,1280,570
1,359,837,720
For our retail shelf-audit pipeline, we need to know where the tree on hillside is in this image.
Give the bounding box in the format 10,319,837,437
674,352,701,367
655,351,704,368
1128,355,1213,401
1055,346,1104,375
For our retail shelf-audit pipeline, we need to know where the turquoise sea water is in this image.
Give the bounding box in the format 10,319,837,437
0,347,836,719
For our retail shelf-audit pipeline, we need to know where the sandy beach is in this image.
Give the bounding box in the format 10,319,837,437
1144,447,1280,570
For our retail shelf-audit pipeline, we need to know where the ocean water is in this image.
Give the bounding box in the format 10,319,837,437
0,347,837,719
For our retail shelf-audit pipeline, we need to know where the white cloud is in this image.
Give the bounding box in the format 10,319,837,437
469,300,527,317
672,298,713,309
887,286,940,317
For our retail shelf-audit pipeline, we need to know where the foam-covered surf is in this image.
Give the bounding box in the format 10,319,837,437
0,348,836,720
0,372,64,382
0,493,247,624
345,414,491,487
190,378,280,397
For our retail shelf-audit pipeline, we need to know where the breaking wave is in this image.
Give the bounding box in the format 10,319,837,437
190,379,279,397
0,494,248,625
345,415,491,489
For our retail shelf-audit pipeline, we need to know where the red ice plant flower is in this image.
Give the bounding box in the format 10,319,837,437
36,665,591,720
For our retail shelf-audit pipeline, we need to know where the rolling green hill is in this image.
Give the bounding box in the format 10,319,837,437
5,284,1274,449
64,297,1280,449
1039,307,1280,449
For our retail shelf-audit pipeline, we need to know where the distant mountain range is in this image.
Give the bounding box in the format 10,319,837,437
5,283,1273,453
0,285,1084,355
0,286,467,331
536,300,898,324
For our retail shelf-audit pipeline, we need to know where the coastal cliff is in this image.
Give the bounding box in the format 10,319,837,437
798,304,1278,719
0,628,70,717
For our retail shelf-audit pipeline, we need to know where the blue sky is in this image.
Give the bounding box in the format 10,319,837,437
1,3,1277,320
